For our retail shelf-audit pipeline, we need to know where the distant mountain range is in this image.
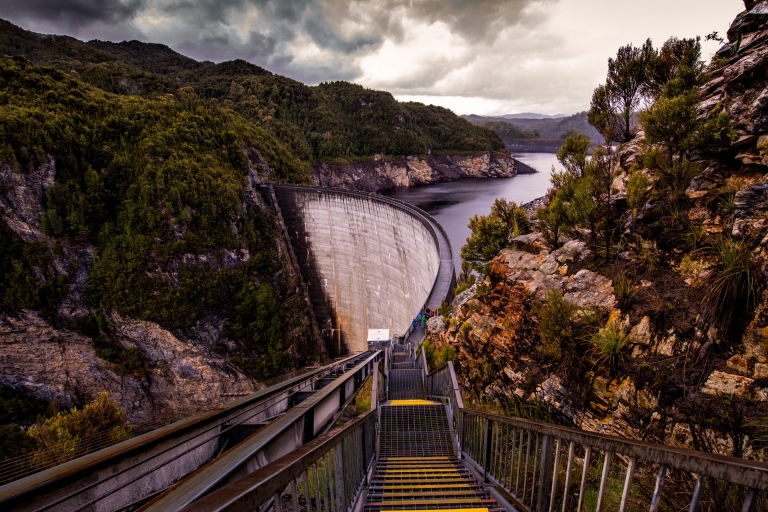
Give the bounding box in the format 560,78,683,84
492,113,567,120
462,112,603,147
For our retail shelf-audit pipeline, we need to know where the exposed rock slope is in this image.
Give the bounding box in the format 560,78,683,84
310,152,536,192
0,151,312,423
426,2,768,459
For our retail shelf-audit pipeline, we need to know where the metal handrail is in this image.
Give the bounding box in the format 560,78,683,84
462,409,768,492
181,410,377,512
0,353,364,511
425,359,768,512
142,350,382,511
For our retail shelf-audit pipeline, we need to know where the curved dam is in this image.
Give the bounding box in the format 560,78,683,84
270,185,456,355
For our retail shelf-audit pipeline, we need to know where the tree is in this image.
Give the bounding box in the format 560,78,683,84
640,91,699,165
461,199,529,271
645,37,705,99
556,133,591,177
537,169,594,249
588,41,654,143
583,146,619,261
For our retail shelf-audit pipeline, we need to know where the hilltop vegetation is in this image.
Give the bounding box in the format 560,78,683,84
0,18,503,165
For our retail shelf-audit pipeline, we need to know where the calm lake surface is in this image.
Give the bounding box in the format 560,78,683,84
383,153,562,271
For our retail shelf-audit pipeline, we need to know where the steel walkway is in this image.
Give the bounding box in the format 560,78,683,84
366,345,502,512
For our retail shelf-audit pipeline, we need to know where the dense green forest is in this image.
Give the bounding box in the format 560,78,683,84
0,18,503,164
0,54,309,375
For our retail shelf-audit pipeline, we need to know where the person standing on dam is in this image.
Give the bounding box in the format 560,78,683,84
412,317,418,331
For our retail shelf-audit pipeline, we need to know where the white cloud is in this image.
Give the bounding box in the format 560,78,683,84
376,0,745,115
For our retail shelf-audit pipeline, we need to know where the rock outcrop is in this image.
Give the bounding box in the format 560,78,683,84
0,159,55,242
310,151,535,192
426,5,768,455
0,311,258,423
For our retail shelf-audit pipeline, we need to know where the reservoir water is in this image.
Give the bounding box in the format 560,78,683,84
383,153,562,272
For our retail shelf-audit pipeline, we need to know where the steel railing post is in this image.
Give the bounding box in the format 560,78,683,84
334,442,346,512
536,434,555,512
484,419,493,483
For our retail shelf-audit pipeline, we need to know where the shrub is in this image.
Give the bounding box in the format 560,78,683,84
460,320,473,340
436,344,457,367
421,340,437,370
678,254,707,286
461,199,529,270
626,168,650,212
27,391,128,465
702,239,758,343
641,146,669,172
353,375,373,414
717,192,736,216
454,273,476,296
614,275,638,308
535,289,578,360
590,321,631,372
438,300,451,318
685,221,705,250
640,239,659,271
666,202,683,223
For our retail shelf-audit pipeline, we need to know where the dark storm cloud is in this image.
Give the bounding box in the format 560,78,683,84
403,0,540,42
0,0,146,39
0,0,550,84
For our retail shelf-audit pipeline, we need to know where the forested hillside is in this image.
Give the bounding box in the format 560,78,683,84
0,18,503,165
0,54,318,444
465,111,603,143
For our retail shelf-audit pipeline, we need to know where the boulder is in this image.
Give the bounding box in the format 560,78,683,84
0,311,257,423
727,354,750,374
630,316,653,345
451,284,478,317
492,243,615,311
701,370,754,397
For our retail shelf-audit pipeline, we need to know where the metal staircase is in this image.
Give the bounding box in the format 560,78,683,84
8,343,768,511
365,345,503,512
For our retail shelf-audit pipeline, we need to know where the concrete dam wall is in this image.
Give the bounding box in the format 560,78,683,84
271,186,455,355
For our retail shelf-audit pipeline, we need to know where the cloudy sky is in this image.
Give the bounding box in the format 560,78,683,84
0,0,745,116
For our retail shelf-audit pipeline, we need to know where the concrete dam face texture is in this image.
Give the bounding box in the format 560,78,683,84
274,187,445,354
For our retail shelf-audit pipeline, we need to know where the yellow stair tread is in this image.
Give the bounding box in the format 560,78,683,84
376,509,488,512
382,491,478,497
384,457,451,461
389,399,440,406
377,498,485,505
385,469,459,473
383,484,471,490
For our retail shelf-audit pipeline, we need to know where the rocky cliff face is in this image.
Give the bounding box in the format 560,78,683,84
0,311,259,423
425,2,768,459
309,151,535,192
0,151,313,424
